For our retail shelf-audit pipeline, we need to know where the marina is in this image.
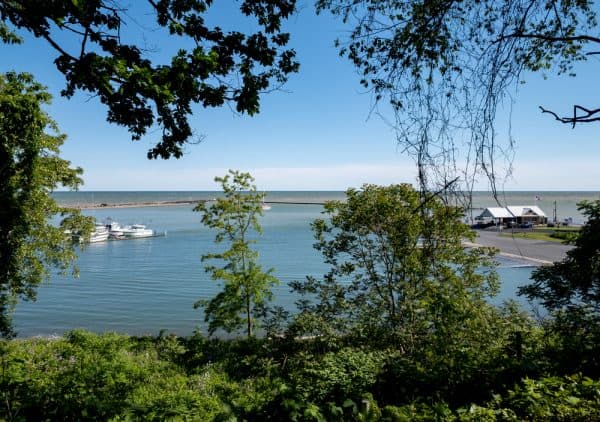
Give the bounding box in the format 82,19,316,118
16,191,597,338
75,219,167,242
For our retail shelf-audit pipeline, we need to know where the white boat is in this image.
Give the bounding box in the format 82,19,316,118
261,202,272,211
121,224,155,238
104,219,125,237
89,225,109,243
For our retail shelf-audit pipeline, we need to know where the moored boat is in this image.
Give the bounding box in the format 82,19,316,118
75,224,109,243
90,225,110,242
105,219,125,238
121,224,155,238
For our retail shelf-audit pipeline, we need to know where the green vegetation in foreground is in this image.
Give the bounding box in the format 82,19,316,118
1,329,599,421
0,72,93,338
194,171,278,338
2,191,599,421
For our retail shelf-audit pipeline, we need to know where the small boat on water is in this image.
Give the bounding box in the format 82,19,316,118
261,202,272,211
103,218,166,240
71,224,108,243
89,225,110,242
105,219,125,238
72,218,164,242
121,224,155,238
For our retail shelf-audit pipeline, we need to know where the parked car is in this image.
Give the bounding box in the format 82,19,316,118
519,222,533,229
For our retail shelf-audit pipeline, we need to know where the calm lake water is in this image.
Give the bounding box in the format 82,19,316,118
14,191,598,337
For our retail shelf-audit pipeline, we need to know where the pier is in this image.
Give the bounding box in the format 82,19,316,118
70,199,329,209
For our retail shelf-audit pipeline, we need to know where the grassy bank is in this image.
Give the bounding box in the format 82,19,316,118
499,231,565,243
498,226,580,243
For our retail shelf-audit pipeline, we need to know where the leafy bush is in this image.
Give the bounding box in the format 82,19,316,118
0,331,232,420
116,367,233,421
1,330,156,420
536,308,600,377
288,348,385,403
549,231,576,242
375,302,545,407
2,330,600,421
497,375,600,421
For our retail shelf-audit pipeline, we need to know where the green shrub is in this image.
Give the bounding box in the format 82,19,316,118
1,331,157,420
117,367,233,421
0,331,230,420
497,375,600,421
289,347,385,403
2,330,600,421
549,231,576,242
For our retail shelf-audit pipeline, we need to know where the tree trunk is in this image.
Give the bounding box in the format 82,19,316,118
246,293,252,337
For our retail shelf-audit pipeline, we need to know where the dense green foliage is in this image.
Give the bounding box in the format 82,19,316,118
292,185,499,349
520,200,600,376
1,329,599,421
195,170,278,337
1,185,597,420
522,200,600,315
318,0,597,97
0,72,93,338
0,0,299,159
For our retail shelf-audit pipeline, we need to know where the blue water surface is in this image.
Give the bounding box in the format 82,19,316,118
14,204,536,337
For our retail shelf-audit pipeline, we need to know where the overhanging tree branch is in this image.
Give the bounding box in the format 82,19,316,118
498,32,600,45
539,105,600,127
0,0,299,159
319,0,599,198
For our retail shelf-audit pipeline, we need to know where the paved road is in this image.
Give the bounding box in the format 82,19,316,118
469,230,573,265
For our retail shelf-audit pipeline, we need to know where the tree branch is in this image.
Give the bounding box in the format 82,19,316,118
40,32,78,62
539,105,600,127
499,32,600,45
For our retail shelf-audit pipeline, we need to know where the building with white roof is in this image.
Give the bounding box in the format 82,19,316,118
478,207,514,220
476,205,547,226
506,206,547,220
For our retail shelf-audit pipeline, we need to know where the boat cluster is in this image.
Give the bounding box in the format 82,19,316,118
84,219,163,243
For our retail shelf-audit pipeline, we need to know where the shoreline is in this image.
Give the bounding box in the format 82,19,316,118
63,201,571,266
463,241,554,266
66,200,206,210
64,200,328,210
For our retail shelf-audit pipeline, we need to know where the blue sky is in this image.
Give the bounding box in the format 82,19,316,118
3,4,599,191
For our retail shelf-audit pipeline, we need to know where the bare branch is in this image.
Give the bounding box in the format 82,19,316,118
539,105,600,127
498,32,600,45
